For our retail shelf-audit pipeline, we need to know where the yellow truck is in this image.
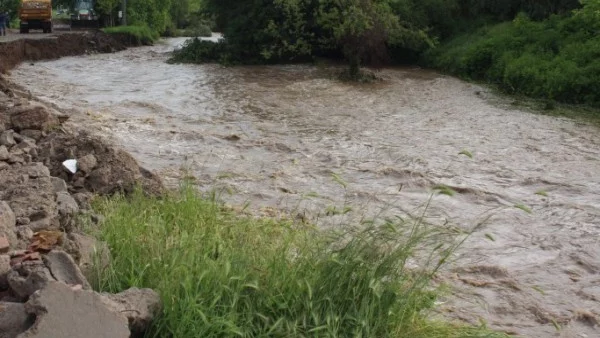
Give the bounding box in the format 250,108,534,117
19,0,53,34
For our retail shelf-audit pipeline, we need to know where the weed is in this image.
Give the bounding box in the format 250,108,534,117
433,184,457,197
459,150,474,158
92,186,506,337
514,204,532,214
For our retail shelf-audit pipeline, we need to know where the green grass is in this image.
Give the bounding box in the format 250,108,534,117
102,25,160,45
90,186,506,338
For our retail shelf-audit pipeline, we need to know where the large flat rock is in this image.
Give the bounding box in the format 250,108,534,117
18,282,129,338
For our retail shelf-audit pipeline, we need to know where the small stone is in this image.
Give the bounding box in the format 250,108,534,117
0,145,8,161
73,192,93,210
101,287,162,335
0,236,9,253
19,129,43,141
0,130,16,147
42,250,91,290
28,218,56,232
7,260,54,300
77,154,98,174
10,106,60,132
8,154,24,164
56,192,79,217
13,133,23,142
50,177,68,193
64,233,110,281
72,177,86,189
0,202,17,251
15,138,36,152
0,254,10,289
16,217,31,226
16,226,34,241
10,252,42,266
26,163,50,178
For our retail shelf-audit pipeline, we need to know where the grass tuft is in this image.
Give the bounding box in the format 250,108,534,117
514,204,532,214
102,25,160,45
433,184,457,197
91,186,507,337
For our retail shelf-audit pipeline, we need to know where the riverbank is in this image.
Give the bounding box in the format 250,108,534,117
0,30,154,73
0,31,166,337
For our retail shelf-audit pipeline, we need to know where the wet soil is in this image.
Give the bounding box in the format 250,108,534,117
8,38,600,337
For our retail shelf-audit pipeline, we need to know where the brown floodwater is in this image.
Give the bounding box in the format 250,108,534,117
10,37,600,337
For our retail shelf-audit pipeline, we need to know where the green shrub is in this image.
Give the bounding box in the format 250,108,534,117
102,25,160,45
424,2,600,108
91,186,506,338
169,38,231,64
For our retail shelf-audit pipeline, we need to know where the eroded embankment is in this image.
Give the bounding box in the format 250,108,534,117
0,32,164,337
0,31,146,73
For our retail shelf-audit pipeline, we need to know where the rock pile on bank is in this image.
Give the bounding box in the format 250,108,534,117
0,75,164,337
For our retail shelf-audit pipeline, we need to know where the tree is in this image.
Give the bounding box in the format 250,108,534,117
0,0,20,19
96,0,121,26
316,0,432,78
126,0,172,32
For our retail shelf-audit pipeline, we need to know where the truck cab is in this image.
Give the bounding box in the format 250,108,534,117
19,0,53,33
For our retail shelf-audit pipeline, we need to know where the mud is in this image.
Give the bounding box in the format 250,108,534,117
8,37,600,337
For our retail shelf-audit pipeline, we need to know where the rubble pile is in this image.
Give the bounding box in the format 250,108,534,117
0,77,164,338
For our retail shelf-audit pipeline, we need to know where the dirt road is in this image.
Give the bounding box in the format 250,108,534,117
0,23,77,44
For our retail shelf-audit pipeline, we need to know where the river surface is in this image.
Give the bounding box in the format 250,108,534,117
10,37,600,337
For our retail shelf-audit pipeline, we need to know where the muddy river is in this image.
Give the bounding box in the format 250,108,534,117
10,37,600,337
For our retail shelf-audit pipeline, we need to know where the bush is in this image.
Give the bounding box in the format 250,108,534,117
424,2,600,108
169,38,231,64
102,25,160,45
91,186,507,338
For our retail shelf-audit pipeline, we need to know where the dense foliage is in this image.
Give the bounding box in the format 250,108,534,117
0,0,19,19
174,0,437,77
170,0,600,107
425,0,600,106
51,0,211,35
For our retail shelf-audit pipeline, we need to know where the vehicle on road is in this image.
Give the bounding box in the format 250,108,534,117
19,0,53,34
70,0,99,29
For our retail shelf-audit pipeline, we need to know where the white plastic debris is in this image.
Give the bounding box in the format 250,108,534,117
62,159,78,174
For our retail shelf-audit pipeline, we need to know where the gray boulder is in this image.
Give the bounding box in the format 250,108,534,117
101,287,162,335
18,282,129,338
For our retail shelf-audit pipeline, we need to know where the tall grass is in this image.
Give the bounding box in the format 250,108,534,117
91,186,505,337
